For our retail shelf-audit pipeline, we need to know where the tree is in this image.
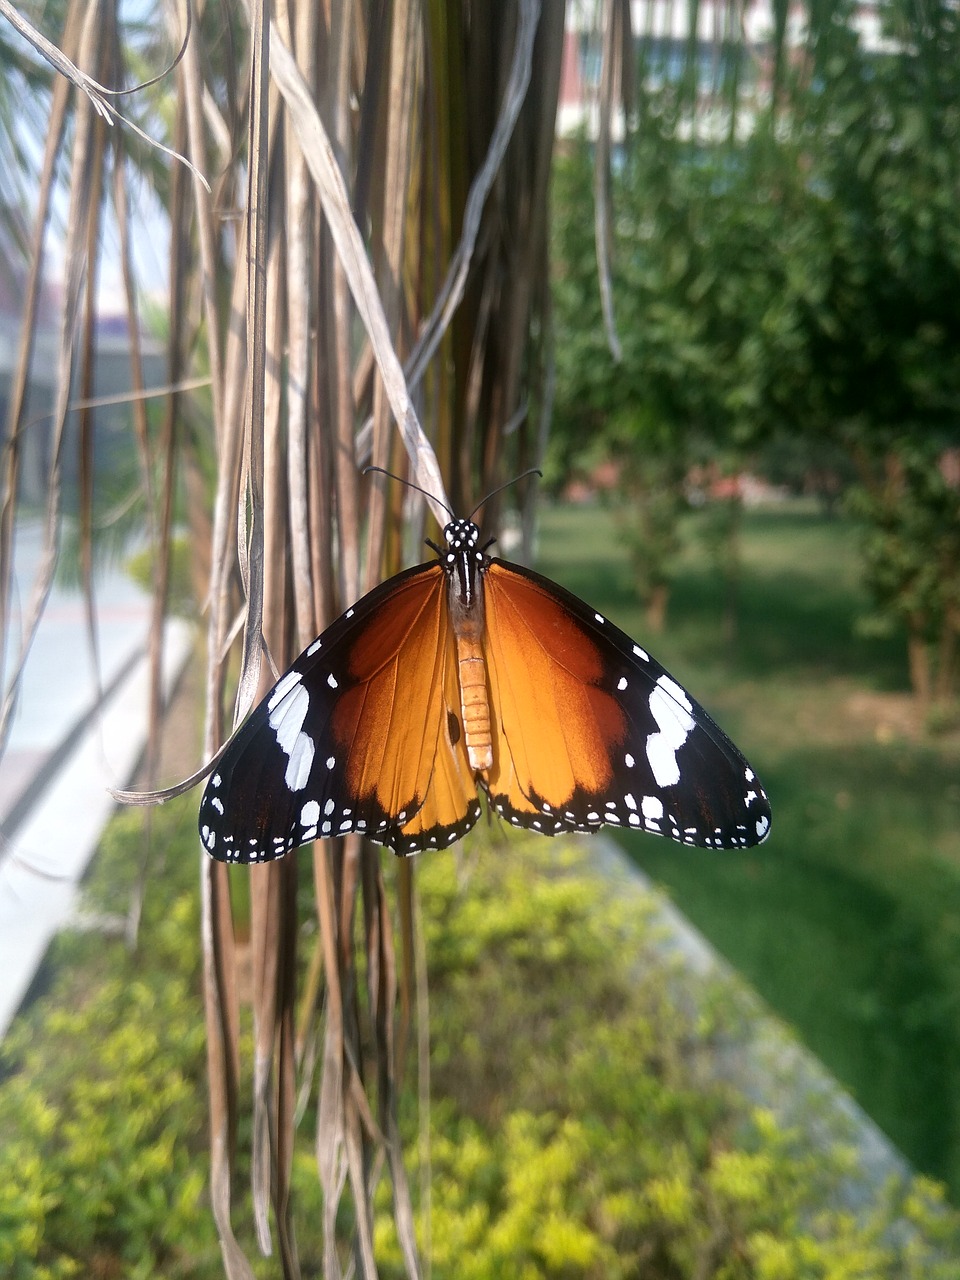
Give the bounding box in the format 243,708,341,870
552,0,960,681
849,444,960,709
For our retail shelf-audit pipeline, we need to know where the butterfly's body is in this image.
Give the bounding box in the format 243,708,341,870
199,518,771,862
440,521,495,772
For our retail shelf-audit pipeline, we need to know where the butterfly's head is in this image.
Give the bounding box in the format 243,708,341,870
427,519,495,585
443,518,480,554
432,518,492,581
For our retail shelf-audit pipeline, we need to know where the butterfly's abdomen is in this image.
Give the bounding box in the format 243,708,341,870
456,629,493,772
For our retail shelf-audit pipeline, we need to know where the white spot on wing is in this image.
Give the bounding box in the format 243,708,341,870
646,676,695,788
306,637,323,656
269,682,309,751
656,674,693,712
301,800,321,827
268,683,315,791
268,669,303,711
284,733,315,790
641,795,663,820
632,644,650,662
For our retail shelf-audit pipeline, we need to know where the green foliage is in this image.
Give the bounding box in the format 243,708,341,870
4,737,960,1275
0,802,220,1279
126,534,200,618
798,0,960,434
551,127,815,474
605,409,688,624
548,141,619,483
374,839,960,1277
551,1,960,671
535,502,960,1201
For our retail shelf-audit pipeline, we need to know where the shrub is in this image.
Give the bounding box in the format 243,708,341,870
2,805,959,1276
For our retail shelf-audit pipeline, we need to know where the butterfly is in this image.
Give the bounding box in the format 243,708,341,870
200,501,771,862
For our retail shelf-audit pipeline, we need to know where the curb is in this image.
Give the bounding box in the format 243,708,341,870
587,835,912,1209
0,619,193,1039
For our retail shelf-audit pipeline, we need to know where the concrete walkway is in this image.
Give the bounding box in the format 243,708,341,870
0,521,192,1038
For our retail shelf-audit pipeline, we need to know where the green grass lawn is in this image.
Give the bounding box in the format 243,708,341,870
536,500,960,1198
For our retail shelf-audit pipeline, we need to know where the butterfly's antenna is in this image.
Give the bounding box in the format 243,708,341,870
363,465,455,520
468,468,543,523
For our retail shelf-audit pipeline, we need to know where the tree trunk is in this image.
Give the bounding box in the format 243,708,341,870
935,610,958,704
646,582,669,634
908,626,932,708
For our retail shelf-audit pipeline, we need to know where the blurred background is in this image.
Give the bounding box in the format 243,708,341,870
2,0,960,1273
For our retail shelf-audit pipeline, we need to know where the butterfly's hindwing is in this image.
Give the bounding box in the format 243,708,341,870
481,560,771,850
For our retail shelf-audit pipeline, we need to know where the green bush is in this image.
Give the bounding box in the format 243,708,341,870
374,839,960,1278
2,802,959,1276
0,804,219,1279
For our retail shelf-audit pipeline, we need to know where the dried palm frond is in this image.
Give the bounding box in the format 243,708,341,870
1,0,565,1274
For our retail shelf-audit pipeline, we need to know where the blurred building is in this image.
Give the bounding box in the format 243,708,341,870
0,222,166,509
559,0,895,139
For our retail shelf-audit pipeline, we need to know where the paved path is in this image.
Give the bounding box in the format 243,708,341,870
0,521,192,1037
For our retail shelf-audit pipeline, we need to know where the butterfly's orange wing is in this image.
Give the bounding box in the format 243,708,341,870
482,561,625,822
482,560,770,848
199,563,480,860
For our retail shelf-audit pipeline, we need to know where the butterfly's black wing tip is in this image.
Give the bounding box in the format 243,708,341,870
753,806,772,847
198,817,298,865
697,775,772,850
735,768,772,849
197,770,299,864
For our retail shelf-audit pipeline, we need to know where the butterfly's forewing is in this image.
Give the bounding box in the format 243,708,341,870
199,562,480,862
482,560,771,849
